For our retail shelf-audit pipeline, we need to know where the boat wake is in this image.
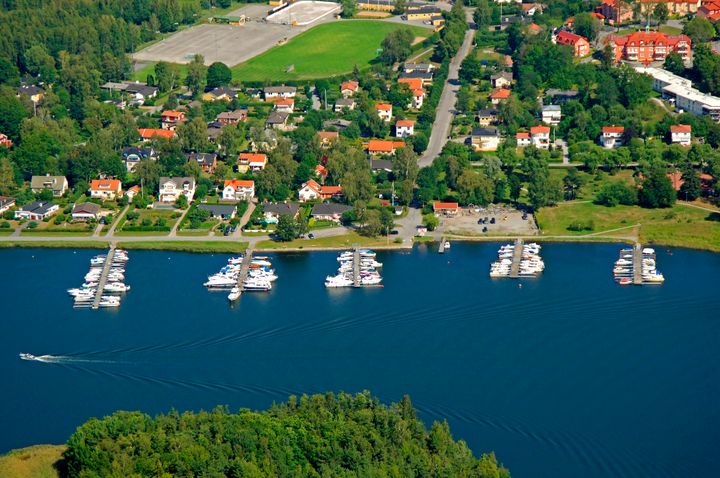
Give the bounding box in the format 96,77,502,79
19,353,123,364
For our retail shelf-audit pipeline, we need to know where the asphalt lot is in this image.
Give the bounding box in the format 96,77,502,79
442,206,539,236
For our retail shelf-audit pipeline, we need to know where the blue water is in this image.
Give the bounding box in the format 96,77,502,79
1,243,719,477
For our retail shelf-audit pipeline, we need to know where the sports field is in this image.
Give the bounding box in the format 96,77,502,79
232,20,431,81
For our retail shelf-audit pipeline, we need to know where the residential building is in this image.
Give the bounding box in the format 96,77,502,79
30,175,68,197
263,202,300,223
298,179,343,202
222,179,255,201
411,88,425,109
661,83,720,121
634,66,693,92
123,82,158,102
595,0,633,24
238,153,268,172
369,159,394,173
122,147,156,172
17,85,45,103
266,111,290,130
160,110,186,130
528,23,542,34
554,31,591,57
375,103,393,122
317,131,339,147
311,203,352,223
670,124,692,145
406,5,442,21
398,77,423,91
367,139,405,155
158,177,196,203
0,133,12,148
71,202,100,221
198,204,237,219
471,127,501,152
126,185,140,203
607,31,692,63
638,0,700,17
601,126,625,148
341,80,359,97
272,98,295,112
545,89,580,103
433,201,459,216
334,98,356,112
516,132,532,147
490,71,513,89
399,70,433,86
698,0,720,20
324,119,353,130
138,128,175,141
264,85,296,99
202,86,237,102
530,125,551,149
14,201,59,220
315,164,328,180
490,88,511,105
187,152,218,173
90,179,122,201
0,196,16,214
396,120,415,138
216,110,248,126
541,105,562,125
520,2,543,15
477,108,498,126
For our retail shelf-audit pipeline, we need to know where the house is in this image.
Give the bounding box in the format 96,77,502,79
0,196,16,214
216,110,248,126
122,147,156,172
499,15,523,30
367,139,405,155
17,85,45,103
187,152,218,173
0,133,12,148
544,89,580,103
376,103,393,122
124,82,158,103
554,31,591,57
207,123,223,143
369,159,394,173
607,31,692,63
341,80,359,97
160,110,186,130
238,153,268,172
406,5,442,21
315,164,328,180
541,105,562,125
71,202,101,221
528,23,542,34
403,63,435,74
198,203,237,219
272,98,294,113
158,177,196,203
245,87,262,99
638,0,700,17
264,85,296,99
433,201,459,216
477,108,498,126
222,179,255,201
490,88,511,105
471,127,501,152
662,83,720,121
14,201,59,220
520,2,543,15
595,0,633,24
412,88,425,109
138,128,175,141
670,124,692,145
298,179,343,202
398,77,423,91
263,202,300,223
530,125,551,149
126,185,140,203
89,179,122,200
698,1,720,20
317,131,339,147
324,119,353,130
202,86,237,102
664,171,716,191
504,55,514,67
399,70,434,86
396,120,415,138
334,98,356,112
490,71,513,89
266,111,290,130
516,132,532,147
601,126,625,148
31,175,68,197
311,203,352,223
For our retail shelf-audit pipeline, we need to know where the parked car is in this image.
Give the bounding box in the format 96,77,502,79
390,230,399,235
308,233,315,239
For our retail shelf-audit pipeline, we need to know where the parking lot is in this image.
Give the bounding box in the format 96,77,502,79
442,206,539,236
266,1,341,26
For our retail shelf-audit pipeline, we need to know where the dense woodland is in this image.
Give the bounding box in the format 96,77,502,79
63,392,511,477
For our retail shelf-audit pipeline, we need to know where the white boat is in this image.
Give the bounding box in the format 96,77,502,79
360,275,382,285
243,278,272,291
98,297,120,307
444,241,451,250
228,287,241,301
103,282,130,293
204,278,236,289
227,256,244,265
642,248,655,254
325,275,354,288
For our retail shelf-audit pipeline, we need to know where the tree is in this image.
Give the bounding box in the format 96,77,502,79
595,181,638,206
154,62,178,92
679,168,702,201
653,3,668,24
0,92,29,142
379,208,395,234
206,62,232,89
185,54,207,98
393,147,419,182
573,13,601,41
379,29,414,65
341,0,356,18
0,157,17,195
474,0,493,28
508,174,522,203
177,117,209,152
664,52,685,76
360,209,383,236
683,17,715,44
422,212,439,231
459,56,482,84
276,214,298,241
563,168,584,200
638,166,676,208
175,194,188,209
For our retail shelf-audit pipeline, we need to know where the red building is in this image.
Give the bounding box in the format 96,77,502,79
555,31,591,57
595,0,633,24
606,31,691,64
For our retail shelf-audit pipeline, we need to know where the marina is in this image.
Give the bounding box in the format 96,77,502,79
489,240,544,278
613,244,665,285
325,249,383,288
204,251,277,300
67,247,130,309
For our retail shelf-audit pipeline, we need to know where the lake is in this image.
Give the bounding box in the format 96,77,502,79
1,243,719,477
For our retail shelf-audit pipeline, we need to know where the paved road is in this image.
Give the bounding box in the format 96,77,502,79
419,21,474,167
169,207,190,237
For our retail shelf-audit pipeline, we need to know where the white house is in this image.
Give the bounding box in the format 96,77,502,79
516,132,531,147
264,85,296,99
222,179,255,201
541,105,562,125
471,127,501,152
601,126,625,149
30,175,68,197
0,196,16,214
238,153,268,172
412,88,425,109
14,201,59,220
670,124,692,146
263,202,300,223
89,179,122,201
71,202,100,221
158,177,196,203
298,179,342,202
490,72,513,89
375,103,393,122
530,125,551,149
396,120,415,138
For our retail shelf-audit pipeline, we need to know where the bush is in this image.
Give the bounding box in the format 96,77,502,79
567,220,594,232
2,211,13,220
422,213,439,231
126,211,140,221
27,221,38,229
595,181,638,207
0,221,10,228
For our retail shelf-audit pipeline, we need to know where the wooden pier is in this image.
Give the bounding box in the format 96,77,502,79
353,249,361,287
91,245,116,310
632,243,643,285
508,239,524,279
438,237,447,254
234,248,254,296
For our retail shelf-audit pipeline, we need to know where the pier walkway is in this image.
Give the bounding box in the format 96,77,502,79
91,245,116,309
509,239,524,279
438,237,447,254
235,247,255,295
632,243,643,285
353,249,360,287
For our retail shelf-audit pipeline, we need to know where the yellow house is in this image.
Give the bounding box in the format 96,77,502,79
406,6,442,21
357,0,395,11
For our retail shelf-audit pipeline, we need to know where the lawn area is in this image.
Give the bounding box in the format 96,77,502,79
256,231,397,249
232,20,430,81
0,241,108,249
118,208,179,235
536,202,720,252
0,445,66,478
659,25,682,35
117,241,249,253
131,62,188,83
0,229,14,235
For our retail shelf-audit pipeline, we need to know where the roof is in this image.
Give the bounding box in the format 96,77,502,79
318,131,339,141
208,86,237,97
161,110,184,118
198,204,237,216
545,89,579,98
272,98,295,107
433,201,459,210
396,120,415,127
556,30,589,45
602,126,625,134
478,108,498,116
530,125,551,134
72,202,101,215
516,132,531,139
542,104,562,111
160,177,196,189
370,159,394,171
264,85,296,94
90,179,121,191
399,70,434,80
315,164,328,175
341,80,359,91
670,124,691,133
224,179,255,189
187,152,218,166
490,71,513,81
398,78,423,90
0,196,15,207
266,111,290,124
608,31,690,48
490,88,511,99
335,98,356,106
31,175,66,189
217,110,247,120
528,23,542,32
320,185,342,194
138,128,175,139
18,201,56,214
311,203,352,216
18,85,44,96
264,202,300,216
472,127,499,137
124,83,157,96
404,63,434,71
122,147,155,159
239,153,267,163
368,139,404,152
375,103,393,111
302,179,322,193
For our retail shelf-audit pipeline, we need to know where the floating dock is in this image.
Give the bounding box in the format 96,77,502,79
613,244,664,285
353,249,361,287
91,245,116,310
234,248,255,297
438,237,447,254
632,244,643,285
508,239,524,279
489,241,544,279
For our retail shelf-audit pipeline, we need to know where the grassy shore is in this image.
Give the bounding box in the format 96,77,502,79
256,232,400,250
0,445,65,478
0,241,108,249
117,241,249,253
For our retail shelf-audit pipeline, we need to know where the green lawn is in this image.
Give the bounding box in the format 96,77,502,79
117,241,249,253
0,445,65,478
256,231,396,249
232,20,430,81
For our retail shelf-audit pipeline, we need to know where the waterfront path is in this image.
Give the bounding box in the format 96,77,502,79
235,201,256,238
169,207,190,237
106,205,129,237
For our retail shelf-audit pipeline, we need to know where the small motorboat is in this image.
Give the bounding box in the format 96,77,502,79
228,287,241,301
618,278,632,285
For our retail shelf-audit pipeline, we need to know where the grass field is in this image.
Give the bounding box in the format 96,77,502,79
0,241,109,249
256,231,397,249
232,20,430,81
0,445,65,478
117,241,249,253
